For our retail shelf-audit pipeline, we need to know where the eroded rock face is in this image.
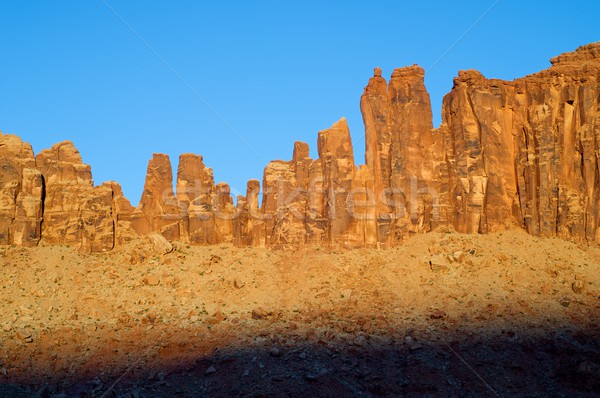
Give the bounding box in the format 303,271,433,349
439,42,600,242
358,42,600,244
214,182,235,243
361,65,440,244
103,181,136,246
131,154,182,241
318,118,356,243
36,141,118,252
12,168,44,247
0,133,42,247
257,119,377,248
262,159,301,247
176,154,216,244
233,179,265,247
0,139,134,253
1,42,598,250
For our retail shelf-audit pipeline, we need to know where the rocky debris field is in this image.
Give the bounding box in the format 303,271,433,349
0,229,599,397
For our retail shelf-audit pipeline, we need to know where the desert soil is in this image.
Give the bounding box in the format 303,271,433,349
0,229,599,397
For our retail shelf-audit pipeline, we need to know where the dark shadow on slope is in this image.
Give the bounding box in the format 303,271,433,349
2,326,599,398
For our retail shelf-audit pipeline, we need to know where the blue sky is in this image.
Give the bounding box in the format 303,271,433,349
1,1,598,205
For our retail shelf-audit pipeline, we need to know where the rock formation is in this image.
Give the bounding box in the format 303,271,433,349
0,42,598,251
35,141,133,252
0,134,42,247
176,153,218,244
438,42,600,241
131,154,181,240
361,65,440,243
0,134,133,252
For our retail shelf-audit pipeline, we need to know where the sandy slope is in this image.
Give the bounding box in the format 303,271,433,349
0,229,599,397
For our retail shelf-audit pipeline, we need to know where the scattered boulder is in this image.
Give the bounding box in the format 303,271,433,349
233,278,245,289
206,310,227,325
148,233,173,255
353,335,368,346
559,297,571,307
572,280,585,294
452,251,465,263
251,307,271,320
429,255,449,273
15,329,32,343
269,347,281,357
145,276,161,286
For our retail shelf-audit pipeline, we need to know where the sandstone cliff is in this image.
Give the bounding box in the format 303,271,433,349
1,42,598,251
361,65,440,243
0,135,132,252
0,134,42,247
439,41,600,241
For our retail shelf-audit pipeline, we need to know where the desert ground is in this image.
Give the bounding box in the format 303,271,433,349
0,229,599,397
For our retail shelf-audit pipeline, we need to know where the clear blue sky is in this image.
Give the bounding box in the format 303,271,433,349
1,1,598,205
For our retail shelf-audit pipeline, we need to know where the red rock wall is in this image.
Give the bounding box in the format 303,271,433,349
0,42,598,251
439,42,600,241
0,135,133,252
0,134,42,247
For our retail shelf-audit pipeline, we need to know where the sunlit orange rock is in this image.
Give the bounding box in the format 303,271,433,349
439,42,600,241
0,133,42,247
2,42,599,250
131,154,182,240
36,141,117,252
